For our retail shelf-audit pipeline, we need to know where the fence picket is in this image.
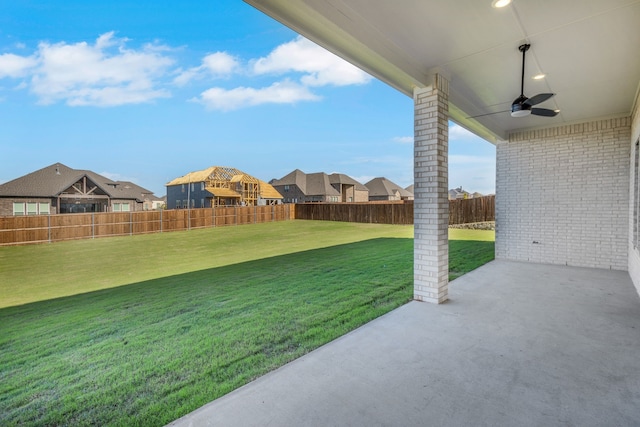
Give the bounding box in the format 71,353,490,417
0,205,296,246
0,199,493,246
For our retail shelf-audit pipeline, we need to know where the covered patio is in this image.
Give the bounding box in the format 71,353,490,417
241,0,640,301
170,260,640,426
170,0,640,424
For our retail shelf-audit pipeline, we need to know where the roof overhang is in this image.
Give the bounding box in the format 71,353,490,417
245,0,640,143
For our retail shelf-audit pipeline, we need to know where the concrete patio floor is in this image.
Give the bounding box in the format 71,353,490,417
168,260,640,427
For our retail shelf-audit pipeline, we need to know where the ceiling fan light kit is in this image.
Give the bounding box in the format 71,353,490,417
511,107,531,117
510,43,558,118
468,43,559,120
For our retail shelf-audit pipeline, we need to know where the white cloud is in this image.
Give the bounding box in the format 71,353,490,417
393,136,413,144
30,32,173,106
0,33,372,111
0,53,37,78
174,51,239,86
253,36,371,87
202,52,239,75
194,80,320,111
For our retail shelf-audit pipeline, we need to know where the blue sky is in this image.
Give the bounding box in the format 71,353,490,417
0,0,495,196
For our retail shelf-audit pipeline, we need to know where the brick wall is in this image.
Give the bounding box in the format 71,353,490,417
496,117,631,270
413,76,449,303
0,198,57,216
628,92,640,295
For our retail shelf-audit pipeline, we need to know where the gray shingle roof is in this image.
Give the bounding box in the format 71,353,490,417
271,169,307,193
108,181,161,201
329,173,368,191
306,172,340,196
0,162,157,202
365,177,413,198
273,169,371,197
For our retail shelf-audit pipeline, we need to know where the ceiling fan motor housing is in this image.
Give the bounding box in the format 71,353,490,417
511,95,531,117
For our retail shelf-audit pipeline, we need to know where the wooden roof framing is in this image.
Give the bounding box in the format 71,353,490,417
167,166,282,206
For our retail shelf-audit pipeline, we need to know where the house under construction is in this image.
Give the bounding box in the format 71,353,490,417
165,166,283,208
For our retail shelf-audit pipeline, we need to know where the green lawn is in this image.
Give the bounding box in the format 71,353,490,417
0,220,494,426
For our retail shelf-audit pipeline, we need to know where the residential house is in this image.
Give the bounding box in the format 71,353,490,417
365,177,414,201
271,169,369,203
165,166,282,208
152,196,167,210
271,169,341,203
448,186,471,200
0,162,160,216
329,173,369,202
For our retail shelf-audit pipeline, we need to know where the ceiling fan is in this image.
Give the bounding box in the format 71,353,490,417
470,43,559,119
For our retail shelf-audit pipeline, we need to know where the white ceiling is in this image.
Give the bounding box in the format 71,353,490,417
245,0,640,142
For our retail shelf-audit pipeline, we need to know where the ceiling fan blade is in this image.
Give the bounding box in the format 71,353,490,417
524,93,555,107
466,110,510,119
531,107,559,117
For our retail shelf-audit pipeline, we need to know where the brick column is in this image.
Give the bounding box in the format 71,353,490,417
413,74,449,303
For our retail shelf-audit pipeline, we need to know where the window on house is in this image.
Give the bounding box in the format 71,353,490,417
26,203,38,215
201,198,204,207
39,203,50,214
191,183,195,192
13,202,25,215
284,185,289,192
121,203,130,212
191,199,195,208
113,203,121,212
183,200,188,208
176,200,181,209
201,182,205,191
182,184,185,193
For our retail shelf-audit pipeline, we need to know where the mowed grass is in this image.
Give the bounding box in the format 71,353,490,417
448,228,496,280
0,220,494,426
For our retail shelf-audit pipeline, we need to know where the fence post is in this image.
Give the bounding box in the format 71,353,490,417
160,209,163,233
129,211,132,236
48,214,51,243
235,205,237,226
92,212,95,239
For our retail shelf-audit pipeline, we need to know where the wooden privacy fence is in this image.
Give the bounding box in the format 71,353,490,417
0,204,295,246
0,197,494,246
449,195,495,225
295,202,414,225
295,196,495,226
